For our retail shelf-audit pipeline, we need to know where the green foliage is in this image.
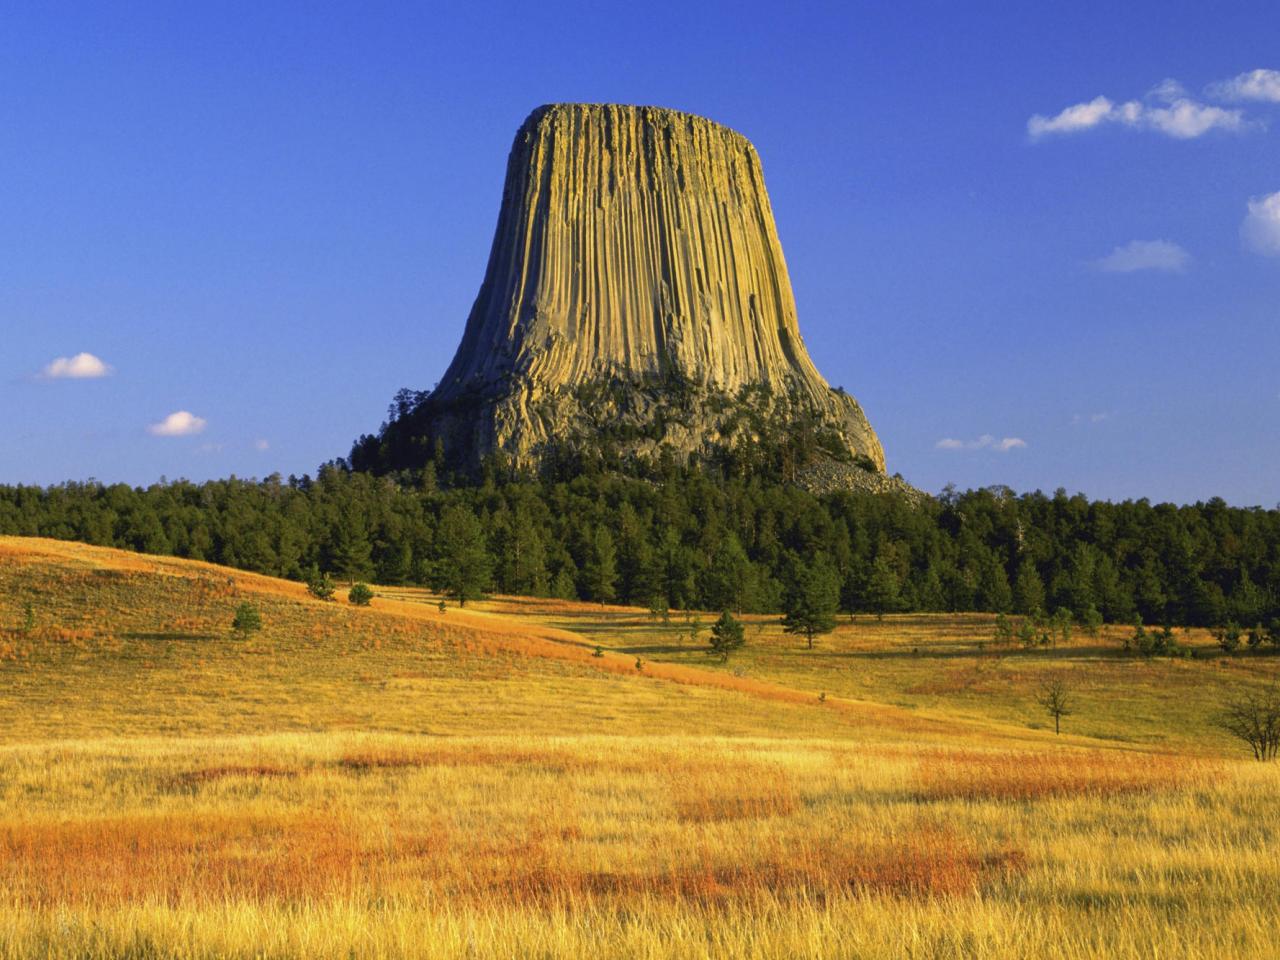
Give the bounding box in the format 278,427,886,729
1215,621,1243,653
436,505,492,606
582,527,618,604
993,612,1014,645
1081,604,1104,638
782,556,840,649
1017,617,1037,649
708,610,745,662
1013,562,1046,616
306,567,336,601
231,602,262,635
862,557,901,621
1,467,1278,630
348,582,374,606
1051,607,1073,648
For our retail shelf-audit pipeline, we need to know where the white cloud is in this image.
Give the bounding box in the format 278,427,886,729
1145,100,1245,138
1210,69,1280,102
40,352,112,379
148,410,207,437
254,439,270,451
1095,239,1190,273
1242,191,1280,256
1028,96,1118,137
1149,78,1187,103
936,435,1026,453
1028,82,1247,140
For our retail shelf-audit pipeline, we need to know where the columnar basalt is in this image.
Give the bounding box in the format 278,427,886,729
360,103,886,480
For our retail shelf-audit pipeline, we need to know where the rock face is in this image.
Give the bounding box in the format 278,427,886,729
369,103,886,480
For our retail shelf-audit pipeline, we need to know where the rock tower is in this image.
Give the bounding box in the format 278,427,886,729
356,103,887,484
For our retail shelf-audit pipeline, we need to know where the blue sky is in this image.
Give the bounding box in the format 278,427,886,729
2,1,1277,505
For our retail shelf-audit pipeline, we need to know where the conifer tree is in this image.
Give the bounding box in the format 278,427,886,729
783,555,840,649
435,504,492,606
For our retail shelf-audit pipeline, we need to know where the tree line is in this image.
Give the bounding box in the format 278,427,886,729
1,466,1278,626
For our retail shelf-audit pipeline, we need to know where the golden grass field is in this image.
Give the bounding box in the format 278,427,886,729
1,536,1278,958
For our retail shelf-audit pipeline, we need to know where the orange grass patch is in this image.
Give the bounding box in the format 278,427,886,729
0,809,1027,908
669,765,800,823
913,749,1199,802
0,813,367,906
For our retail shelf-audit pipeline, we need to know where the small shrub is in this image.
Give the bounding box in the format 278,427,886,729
993,613,1013,646
306,567,336,601
1214,621,1242,653
348,583,374,606
1247,623,1266,650
1081,604,1104,638
231,602,262,636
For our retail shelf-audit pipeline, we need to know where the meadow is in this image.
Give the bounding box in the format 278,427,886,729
1,536,1277,958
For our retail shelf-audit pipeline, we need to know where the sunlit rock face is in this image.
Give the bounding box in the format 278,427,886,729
400,104,885,476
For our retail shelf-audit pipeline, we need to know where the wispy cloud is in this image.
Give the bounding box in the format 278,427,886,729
1210,69,1280,102
148,410,207,437
936,435,1026,453
1095,239,1190,273
254,439,270,451
1242,191,1280,256
1028,79,1249,140
39,352,112,379
1072,412,1112,425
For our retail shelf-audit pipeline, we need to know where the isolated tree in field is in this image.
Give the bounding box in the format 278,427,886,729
708,610,745,663
436,505,492,606
306,565,336,601
783,556,840,649
1214,686,1280,761
231,601,262,636
1081,604,1104,638
1035,677,1073,735
348,582,373,606
1052,607,1073,648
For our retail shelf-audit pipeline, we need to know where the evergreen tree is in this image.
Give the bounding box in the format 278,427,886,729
333,506,374,582
435,505,492,605
582,526,618,603
782,555,840,649
1013,561,1046,615
702,534,752,612
863,556,902,621
708,610,745,662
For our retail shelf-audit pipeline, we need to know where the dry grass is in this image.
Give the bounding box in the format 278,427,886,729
0,536,1278,958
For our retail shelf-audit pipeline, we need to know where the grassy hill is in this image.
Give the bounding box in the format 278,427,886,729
0,536,1277,959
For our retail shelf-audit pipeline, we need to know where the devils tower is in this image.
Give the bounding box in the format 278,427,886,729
353,103,888,485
